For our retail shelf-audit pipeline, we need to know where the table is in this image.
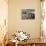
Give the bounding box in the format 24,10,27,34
6,38,46,46
18,38,46,46
5,41,15,46
6,42,46,46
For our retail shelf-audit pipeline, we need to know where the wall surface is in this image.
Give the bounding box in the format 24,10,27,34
8,0,41,39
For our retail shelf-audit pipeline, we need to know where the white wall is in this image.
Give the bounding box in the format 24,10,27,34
8,0,41,39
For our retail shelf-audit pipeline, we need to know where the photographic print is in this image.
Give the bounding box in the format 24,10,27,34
21,9,35,20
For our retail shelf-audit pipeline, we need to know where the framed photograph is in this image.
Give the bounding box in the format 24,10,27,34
21,9,35,20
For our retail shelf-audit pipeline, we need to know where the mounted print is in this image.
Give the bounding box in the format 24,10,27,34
21,9,35,20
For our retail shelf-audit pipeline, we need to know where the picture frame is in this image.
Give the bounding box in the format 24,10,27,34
21,9,35,20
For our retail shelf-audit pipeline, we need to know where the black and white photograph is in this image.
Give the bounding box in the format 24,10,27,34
21,9,35,20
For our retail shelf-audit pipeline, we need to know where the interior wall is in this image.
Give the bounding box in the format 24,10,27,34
8,0,41,39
